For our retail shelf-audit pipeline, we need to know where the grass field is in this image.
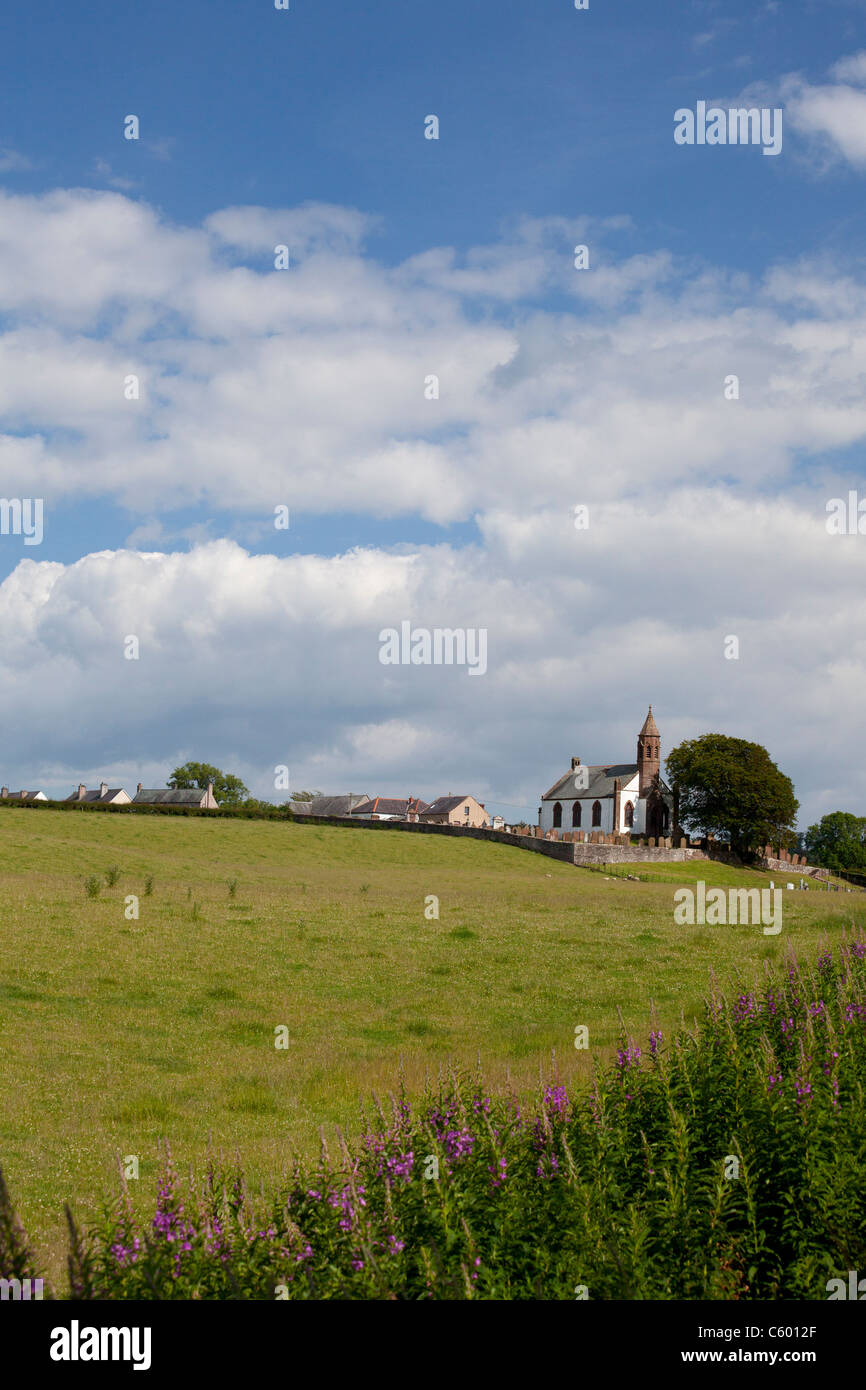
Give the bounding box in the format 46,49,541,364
1,808,862,1283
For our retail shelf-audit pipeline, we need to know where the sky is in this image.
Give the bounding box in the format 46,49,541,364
1,0,865,826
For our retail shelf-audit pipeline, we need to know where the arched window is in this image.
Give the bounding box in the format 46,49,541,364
662,805,669,830
624,801,634,829
553,802,562,828
571,802,581,827
591,800,602,827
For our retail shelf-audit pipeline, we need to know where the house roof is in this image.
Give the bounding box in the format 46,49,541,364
133,788,209,804
421,795,473,816
297,794,369,817
542,764,639,801
66,788,125,803
351,796,429,816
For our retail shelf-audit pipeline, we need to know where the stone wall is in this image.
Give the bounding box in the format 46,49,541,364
289,811,834,876
570,843,708,865
758,855,829,880
292,813,707,866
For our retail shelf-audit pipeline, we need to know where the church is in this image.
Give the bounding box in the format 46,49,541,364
539,707,675,839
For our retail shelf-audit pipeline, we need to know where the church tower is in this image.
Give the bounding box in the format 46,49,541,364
637,705,660,797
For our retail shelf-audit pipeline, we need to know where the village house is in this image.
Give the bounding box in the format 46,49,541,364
133,782,219,809
539,706,674,838
1,787,48,802
66,783,130,805
350,796,429,822
420,794,490,828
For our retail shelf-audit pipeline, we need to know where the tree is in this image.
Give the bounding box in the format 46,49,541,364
290,790,322,802
168,762,249,807
804,812,866,874
665,733,798,856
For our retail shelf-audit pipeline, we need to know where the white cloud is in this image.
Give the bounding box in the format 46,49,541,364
0,188,865,526
0,147,32,172
0,186,866,825
2,520,865,827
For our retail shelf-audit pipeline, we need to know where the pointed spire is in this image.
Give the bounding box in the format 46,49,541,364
640,705,659,737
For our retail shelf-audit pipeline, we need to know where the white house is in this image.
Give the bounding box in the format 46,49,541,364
67,783,131,805
539,707,674,838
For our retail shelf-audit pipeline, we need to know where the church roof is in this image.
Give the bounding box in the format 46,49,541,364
542,763,639,801
640,705,659,736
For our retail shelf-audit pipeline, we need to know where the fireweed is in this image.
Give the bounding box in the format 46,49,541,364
2,935,865,1300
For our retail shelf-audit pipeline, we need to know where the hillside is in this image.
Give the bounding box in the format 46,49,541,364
0,809,861,1281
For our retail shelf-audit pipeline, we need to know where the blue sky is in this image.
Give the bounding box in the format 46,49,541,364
1,0,865,824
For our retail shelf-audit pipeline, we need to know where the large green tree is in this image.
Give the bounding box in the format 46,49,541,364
804,812,866,874
168,762,249,806
665,733,798,855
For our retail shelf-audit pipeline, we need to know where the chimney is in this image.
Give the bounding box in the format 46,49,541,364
207,781,214,803
19,790,26,799
1,787,7,798
77,784,86,800
137,782,142,794
571,757,581,770
100,781,108,798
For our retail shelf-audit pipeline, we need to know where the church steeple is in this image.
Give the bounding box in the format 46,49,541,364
637,705,660,796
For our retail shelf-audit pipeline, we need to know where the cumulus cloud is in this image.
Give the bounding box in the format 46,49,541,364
779,51,866,168
0,187,865,526
2,516,865,826
1,185,865,824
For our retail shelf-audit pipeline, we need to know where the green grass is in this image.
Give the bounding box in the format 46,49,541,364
0,809,862,1284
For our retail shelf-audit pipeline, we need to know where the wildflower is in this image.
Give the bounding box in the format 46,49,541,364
385,1152,414,1182
488,1156,507,1189
649,1030,662,1058
731,992,757,1023
616,1043,641,1079
443,1128,474,1161
542,1085,568,1115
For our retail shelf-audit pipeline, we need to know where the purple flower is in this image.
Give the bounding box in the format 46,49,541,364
543,1085,568,1115
732,992,757,1023
616,1043,642,1077
443,1128,474,1161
